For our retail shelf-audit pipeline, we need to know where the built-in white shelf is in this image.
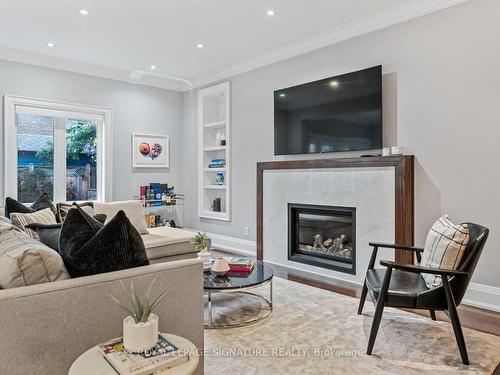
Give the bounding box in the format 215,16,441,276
204,146,227,152
198,81,231,222
204,167,226,172
203,121,226,129
199,210,229,220
205,184,226,190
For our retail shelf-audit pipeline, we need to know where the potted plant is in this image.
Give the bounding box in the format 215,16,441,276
192,232,210,252
192,232,211,270
111,278,167,353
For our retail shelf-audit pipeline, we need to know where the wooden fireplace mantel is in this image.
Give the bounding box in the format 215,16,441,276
256,155,415,264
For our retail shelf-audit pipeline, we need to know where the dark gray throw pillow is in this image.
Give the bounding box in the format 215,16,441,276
24,223,62,251
59,206,149,278
5,193,57,220
25,213,107,252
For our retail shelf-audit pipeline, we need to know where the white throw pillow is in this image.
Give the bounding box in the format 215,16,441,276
420,215,469,288
9,207,57,240
94,200,148,234
0,222,70,289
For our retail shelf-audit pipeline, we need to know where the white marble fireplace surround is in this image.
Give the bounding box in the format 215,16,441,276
263,167,396,284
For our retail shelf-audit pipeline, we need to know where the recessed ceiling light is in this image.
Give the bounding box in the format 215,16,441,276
46,42,55,48
267,9,276,16
78,9,90,15
330,80,339,87
150,65,156,70
196,43,204,49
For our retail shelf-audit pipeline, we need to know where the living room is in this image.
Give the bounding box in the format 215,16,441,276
1,0,499,374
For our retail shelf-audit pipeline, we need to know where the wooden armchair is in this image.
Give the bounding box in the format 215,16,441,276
358,223,489,365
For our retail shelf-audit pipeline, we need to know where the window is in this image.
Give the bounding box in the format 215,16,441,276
17,114,55,202
3,96,112,203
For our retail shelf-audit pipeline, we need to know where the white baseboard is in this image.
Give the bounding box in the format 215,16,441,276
184,229,500,312
462,283,500,312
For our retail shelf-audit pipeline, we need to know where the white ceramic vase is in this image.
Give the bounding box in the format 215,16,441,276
211,257,230,276
123,313,158,353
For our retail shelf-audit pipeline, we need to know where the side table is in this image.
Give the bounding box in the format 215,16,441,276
69,333,199,375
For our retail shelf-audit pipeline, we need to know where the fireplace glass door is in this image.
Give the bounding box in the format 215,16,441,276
288,203,356,274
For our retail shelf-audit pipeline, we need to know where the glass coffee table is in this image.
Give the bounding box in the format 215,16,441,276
204,261,274,329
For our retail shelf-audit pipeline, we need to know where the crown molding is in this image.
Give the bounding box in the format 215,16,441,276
190,0,468,88
0,47,191,92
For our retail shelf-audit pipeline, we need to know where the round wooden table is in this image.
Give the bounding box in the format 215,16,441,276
69,334,199,375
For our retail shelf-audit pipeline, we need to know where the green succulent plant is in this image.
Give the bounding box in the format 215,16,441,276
192,232,209,252
111,277,168,324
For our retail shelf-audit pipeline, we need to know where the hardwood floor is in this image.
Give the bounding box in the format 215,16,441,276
213,249,500,337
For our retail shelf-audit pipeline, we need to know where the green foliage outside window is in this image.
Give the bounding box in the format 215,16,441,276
36,119,97,165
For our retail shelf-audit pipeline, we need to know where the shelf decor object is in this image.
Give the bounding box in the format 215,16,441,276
198,81,231,221
132,133,170,168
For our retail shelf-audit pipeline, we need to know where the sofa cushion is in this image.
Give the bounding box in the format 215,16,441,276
10,208,57,240
143,227,196,259
94,200,148,235
56,201,94,222
420,215,470,288
60,207,149,277
0,220,70,289
5,193,57,220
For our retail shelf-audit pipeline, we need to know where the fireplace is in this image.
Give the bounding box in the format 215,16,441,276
288,203,356,274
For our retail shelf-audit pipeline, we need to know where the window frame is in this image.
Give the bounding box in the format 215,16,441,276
2,95,113,203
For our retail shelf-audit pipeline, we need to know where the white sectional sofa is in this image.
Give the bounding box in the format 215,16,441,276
0,205,203,374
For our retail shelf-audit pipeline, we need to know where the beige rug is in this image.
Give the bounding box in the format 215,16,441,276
204,277,500,374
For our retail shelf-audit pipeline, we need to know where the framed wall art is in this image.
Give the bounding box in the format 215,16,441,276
132,133,169,168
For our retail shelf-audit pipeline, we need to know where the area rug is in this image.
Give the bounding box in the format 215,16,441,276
204,277,500,374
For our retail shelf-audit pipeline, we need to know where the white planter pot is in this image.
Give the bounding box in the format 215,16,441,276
196,248,212,270
123,313,158,353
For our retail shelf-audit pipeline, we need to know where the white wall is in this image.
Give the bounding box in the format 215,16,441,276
0,59,183,202
182,0,500,291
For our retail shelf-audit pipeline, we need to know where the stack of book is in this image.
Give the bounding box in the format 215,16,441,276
224,257,255,272
98,334,189,375
208,159,226,168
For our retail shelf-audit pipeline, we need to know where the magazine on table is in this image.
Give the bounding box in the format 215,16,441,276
98,334,189,375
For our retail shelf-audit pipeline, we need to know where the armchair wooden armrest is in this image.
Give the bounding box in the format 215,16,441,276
368,242,424,252
379,260,469,277
367,242,424,268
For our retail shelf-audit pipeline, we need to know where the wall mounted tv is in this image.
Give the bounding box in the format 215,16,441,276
274,65,382,155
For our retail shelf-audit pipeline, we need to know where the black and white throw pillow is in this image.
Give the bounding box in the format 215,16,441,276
56,201,95,222
420,215,469,288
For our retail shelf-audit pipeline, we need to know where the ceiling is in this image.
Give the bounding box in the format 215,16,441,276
0,0,466,91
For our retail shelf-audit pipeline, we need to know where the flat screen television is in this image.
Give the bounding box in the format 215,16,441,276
274,65,382,155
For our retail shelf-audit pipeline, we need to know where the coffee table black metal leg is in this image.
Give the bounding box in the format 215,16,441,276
208,291,213,327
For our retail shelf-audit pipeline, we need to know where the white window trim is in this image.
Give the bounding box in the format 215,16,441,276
2,95,113,203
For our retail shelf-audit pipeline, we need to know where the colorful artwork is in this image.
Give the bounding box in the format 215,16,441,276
132,133,169,168
138,142,162,160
